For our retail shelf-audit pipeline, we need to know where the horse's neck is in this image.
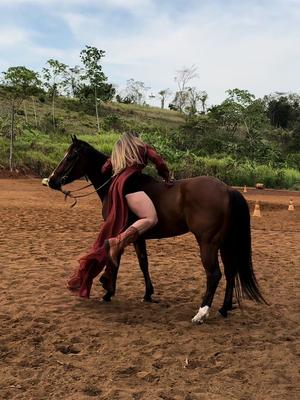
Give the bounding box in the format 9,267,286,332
85,153,111,203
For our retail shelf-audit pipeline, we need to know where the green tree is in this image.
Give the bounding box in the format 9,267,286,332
1,66,41,170
158,88,172,109
207,89,273,161
64,65,83,97
76,82,115,113
170,90,189,112
289,121,300,152
265,93,300,129
80,46,108,131
199,90,208,114
43,59,68,127
185,87,202,116
171,87,207,117
173,65,198,112
125,79,150,105
210,88,267,135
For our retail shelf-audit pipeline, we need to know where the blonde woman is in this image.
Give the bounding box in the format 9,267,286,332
102,132,172,266
68,132,172,298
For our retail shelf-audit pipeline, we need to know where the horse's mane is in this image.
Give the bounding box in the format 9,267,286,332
76,139,108,165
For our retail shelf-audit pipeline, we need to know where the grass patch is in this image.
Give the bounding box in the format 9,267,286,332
0,94,299,189
1,130,300,189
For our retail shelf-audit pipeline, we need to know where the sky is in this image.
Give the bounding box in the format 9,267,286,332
0,0,299,106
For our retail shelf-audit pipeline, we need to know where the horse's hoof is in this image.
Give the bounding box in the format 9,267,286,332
142,296,152,303
142,297,160,303
191,306,210,324
218,308,228,318
99,276,114,294
102,293,112,302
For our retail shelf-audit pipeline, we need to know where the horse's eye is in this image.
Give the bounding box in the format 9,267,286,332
69,150,78,159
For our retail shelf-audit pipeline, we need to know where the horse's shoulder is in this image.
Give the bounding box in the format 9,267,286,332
140,173,160,185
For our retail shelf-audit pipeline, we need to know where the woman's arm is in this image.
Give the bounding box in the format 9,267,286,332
145,145,171,182
101,158,112,174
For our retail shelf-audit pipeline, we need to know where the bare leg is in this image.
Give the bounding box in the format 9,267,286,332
105,191,158,267
125,191,158,233
103,191,158,295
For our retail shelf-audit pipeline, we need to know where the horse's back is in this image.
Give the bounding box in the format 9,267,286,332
141,175,231,240
181,175,229,206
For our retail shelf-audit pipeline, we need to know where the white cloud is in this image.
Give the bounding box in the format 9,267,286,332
59,1,300,104
0,27,32,47
0,0,299,104
0,0,153,13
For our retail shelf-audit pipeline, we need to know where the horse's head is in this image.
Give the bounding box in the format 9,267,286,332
48,135,96,191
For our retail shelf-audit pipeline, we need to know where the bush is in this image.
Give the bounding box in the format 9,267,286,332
286,153,300,169
40,113,66,135
101,114,127,132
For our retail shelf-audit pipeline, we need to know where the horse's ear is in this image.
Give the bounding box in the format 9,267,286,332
71,135,78,143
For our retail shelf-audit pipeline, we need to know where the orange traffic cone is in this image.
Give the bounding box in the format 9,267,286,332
253,201,261,217
288,198,295,211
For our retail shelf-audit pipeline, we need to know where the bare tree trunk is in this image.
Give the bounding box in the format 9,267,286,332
95,86,100,132
32,96,38,127
52,92,55,128
243,118,250,136
9,102,15,172
24,101,28,123
161,97,165,109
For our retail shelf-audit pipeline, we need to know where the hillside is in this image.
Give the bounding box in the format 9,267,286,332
0,95,184,176
0,94,300,189
0,92,185,134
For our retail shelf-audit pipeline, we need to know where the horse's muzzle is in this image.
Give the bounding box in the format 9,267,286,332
42,178,49,186
48,176,62,191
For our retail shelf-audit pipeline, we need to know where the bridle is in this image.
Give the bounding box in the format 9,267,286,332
59,147,112,207
60,149,80,186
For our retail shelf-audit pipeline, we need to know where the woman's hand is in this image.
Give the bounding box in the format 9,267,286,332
164,178,175,188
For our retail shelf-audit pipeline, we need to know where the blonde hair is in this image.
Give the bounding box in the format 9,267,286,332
111,132,145,175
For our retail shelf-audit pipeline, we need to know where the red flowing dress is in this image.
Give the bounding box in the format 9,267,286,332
67,144,170,298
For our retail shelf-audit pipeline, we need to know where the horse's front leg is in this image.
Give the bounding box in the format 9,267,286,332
133,238,154,302
100,258,120,302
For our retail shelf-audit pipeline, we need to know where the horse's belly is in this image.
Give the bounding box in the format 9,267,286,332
143,217,189,239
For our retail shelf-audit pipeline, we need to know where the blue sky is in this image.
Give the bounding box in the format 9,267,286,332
0,0,299,105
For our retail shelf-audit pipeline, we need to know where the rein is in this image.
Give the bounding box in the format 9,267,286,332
61,177,112,208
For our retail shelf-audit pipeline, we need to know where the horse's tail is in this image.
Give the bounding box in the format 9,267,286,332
224,189,267,305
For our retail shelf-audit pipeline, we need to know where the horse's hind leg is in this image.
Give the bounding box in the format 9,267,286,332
219,245,236,318
192,239,222,324
134,239,154,302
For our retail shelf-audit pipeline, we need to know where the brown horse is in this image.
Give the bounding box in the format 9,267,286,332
48,136,266,323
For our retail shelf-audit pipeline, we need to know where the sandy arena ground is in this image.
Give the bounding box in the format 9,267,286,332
0,179,299,400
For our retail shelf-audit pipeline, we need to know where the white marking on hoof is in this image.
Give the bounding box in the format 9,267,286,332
191,306,210,324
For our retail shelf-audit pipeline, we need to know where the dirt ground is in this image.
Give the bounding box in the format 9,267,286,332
0,179,299,400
